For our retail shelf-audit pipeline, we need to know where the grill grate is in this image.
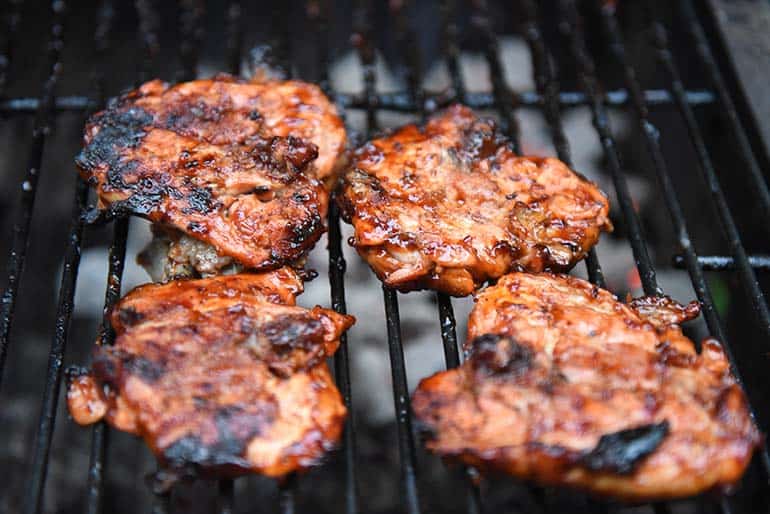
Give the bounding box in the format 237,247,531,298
1,1,768,513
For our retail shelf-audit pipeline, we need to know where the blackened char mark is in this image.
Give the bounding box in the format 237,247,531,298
183,185,218,215
161,403,277,473
124,355,165,382
579,421,670,474
468,333,533,376
92,348,166,385
261,315,323,354
75,107,154,180
117,306,145,327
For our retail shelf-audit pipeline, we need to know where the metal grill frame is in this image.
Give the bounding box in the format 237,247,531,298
0,1,768,513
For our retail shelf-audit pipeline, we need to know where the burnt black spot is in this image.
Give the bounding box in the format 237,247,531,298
124,356,165,382
162,403,276,471
163,435,215,469
261,315,322,353
117,306,144,326
91,349,120,387
76,107,154,176
579,421,670,474
248,110,261,121
468,333,532,376
184,186,217,214
187,221,208,234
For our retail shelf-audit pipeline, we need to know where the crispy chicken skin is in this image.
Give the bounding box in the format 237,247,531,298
338,105,612,296
76,76,345,271
412,273,759,500
66,271,355,478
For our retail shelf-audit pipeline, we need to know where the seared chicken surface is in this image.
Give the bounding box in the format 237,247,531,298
338,105,611,296
67,271,355,478
412,273,759,500
77,76,346,272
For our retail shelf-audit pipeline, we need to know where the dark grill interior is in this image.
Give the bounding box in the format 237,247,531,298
1,1,769,513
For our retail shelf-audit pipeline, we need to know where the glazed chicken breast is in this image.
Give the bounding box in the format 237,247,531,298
338,105,611,296
77,75,346,277
67,271,355,478
412,273,759,500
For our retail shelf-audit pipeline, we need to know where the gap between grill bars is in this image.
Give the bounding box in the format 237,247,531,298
0,1,768,514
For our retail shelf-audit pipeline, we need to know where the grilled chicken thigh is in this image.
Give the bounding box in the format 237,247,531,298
67,271,355,478
77,76,345,276
412,273,759,500
338,105,611,296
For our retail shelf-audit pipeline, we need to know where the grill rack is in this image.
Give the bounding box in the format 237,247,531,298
0,1,768,513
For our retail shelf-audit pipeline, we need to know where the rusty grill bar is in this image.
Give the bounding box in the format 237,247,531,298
1,1,768,513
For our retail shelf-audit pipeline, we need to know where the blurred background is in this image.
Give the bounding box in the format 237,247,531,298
1,0,769,513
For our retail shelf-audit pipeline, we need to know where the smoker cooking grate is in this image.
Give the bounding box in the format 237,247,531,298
1,1,769,513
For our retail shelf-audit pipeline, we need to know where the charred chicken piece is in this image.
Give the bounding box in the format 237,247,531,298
338,105,612,296
77,76,345,274
91,76,347,185
412,273,759,500
67,272,355,478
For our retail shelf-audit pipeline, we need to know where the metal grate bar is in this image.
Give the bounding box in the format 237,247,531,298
382,286,422,514
0,88,717,115
279,477,296,514
392,4,422,120
86,217,128,514
678,0,770,225
23,1,122,511
135,0,160,84
440,0,466,104
81,5,121,512
476,2,522,153
177,0,204,82
560,0,661,297
672,254,770,272
328,200,360,514
650,14,770,346
225,1,242,76
216,478,234,514
597,1,770,479
22,173,88,514
89,2,161,513
0,0,23,94
0,0,67,388
351,3,421,513
310,2,360,513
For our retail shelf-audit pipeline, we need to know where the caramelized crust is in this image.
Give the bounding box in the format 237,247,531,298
412,273,759,500
76,76,346,271
338,105,611,296
66,272,355,478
